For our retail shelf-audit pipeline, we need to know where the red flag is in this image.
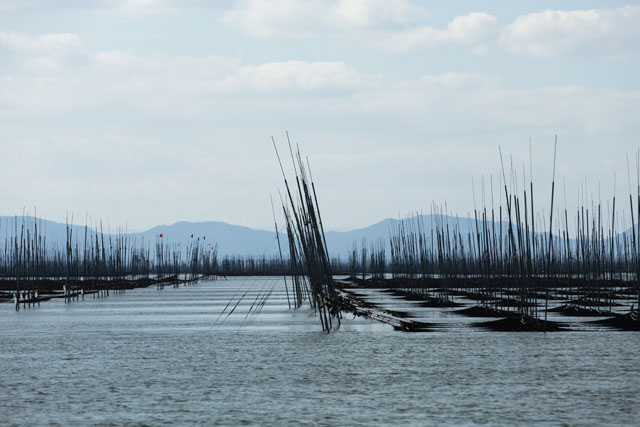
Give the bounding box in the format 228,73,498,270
159,233,163,238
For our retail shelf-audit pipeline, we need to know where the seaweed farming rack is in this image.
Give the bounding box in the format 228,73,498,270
0,215,219,309
277,140,640,332
273,135,344,332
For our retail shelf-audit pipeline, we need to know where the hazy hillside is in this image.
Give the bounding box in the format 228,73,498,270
1,214,545,258
133,221,280,257
0,216,103,246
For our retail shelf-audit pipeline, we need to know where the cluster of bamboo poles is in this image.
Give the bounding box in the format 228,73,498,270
216,254,353,276
219,255,296,276
0,214,219,303
348,143,640,322
349,239,386,280
273,135,341,332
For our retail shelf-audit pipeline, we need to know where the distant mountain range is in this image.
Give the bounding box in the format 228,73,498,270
0,214,512,258
0,214,620,258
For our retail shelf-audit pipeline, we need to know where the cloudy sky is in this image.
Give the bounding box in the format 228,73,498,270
1,0,639,231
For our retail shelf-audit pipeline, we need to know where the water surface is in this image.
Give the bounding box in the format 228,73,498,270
1,277,639,426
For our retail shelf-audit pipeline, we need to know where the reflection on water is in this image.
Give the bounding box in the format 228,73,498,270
1,277,639,425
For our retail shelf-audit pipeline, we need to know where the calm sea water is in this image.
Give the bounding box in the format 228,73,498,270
1,277,639,426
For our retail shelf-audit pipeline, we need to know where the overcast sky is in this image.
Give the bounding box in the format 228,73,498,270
1,0,639,231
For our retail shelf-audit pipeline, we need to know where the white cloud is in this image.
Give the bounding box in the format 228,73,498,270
373,12,497,52
220,60,380,92
0,31,89,71
0,32,381,117
101,0,182,15
221,0,326,38
222,0,425,37
2,31,637,136
222,0,494,52
0,0,43,11
328,0,426,29
324,72,640,141
500,5,640,57
0,0,203,14
0,31,82,52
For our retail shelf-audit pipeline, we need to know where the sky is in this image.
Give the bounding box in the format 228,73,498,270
1,0,639,232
